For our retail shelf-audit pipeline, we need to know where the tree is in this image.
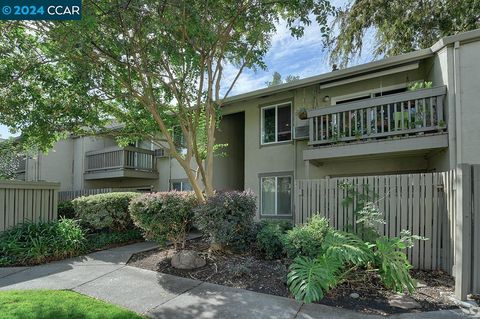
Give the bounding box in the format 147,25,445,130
0,0,334,202
265,71,300,87
328,0,480,67
0,138,20,180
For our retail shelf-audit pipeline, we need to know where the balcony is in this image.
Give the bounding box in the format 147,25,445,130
304,86,448,161
84,146,158,180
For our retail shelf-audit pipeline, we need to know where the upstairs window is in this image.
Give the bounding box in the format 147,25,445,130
261,102,292,144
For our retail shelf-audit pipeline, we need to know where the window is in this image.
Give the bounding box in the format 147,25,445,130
261,102,292,144
171,180,192,191
173,126,187,155
260,174,292,215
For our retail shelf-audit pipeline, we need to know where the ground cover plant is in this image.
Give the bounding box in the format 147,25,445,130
0,290,145,319
0,219,86,266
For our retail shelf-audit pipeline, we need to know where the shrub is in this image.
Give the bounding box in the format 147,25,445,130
283,215,330,259
72,192,138,231
0,219,86,266
58,200,75,219
129,192,197,249
195,190,256,252
87,229,143,251
287,228,419,303
256,220,291,259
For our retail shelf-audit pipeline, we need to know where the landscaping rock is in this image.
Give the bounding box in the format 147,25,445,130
349,292,359,299
171,250,206,270
388,294,421,309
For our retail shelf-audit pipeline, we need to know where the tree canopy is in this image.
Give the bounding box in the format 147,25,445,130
0,0,334,200
0,138,21,180
328,0,480,67
265,71,300,87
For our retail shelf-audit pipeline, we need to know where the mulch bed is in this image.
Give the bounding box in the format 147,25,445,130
127,238,458,316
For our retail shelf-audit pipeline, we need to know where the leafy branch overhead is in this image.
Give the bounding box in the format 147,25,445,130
328,0,480,67
0,0,334,201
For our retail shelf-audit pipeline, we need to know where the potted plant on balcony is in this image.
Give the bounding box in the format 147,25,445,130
296,107,309,120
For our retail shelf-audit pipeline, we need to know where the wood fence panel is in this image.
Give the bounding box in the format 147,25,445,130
295,171,457,273
0,181,59,232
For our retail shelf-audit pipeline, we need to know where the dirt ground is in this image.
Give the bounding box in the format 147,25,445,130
128,239,458,316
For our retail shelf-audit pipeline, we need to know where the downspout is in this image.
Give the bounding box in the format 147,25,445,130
453,41,462,165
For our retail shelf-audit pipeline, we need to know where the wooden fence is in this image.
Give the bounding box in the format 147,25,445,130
59,188,113,202
58,187,150,202
294,171,456,273
294,166,480,298
0,181,60,232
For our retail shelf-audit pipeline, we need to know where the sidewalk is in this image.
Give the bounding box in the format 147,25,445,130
0,242,468,319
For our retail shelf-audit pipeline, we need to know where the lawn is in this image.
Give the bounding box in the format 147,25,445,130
0,290,145,319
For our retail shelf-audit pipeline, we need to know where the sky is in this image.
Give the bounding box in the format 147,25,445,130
0,3,376,139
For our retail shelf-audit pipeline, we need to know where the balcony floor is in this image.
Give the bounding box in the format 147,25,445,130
303,132,448,162
84,168,159,180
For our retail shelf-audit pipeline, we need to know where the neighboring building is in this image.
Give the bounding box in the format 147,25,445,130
17,29,480,220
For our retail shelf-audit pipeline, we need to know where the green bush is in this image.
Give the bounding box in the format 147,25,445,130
57,200,75,219
195,191,256,252
0,219,86,266
129,192,198,249
256,220,291,259
283,215,330,259
72,192,138,231
87,229,143,251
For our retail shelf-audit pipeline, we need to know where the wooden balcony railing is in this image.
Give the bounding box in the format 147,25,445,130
307,86,447,146
85,146,156,173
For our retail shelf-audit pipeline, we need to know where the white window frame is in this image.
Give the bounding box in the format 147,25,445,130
260,174,293,216
260,102,292,145
170,179,192,191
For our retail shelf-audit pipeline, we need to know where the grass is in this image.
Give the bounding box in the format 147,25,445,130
0,290,145,319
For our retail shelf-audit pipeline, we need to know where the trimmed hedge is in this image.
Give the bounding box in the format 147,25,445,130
129,192,198,249
195,191,256,252
0,219,86,266
72,192,138,231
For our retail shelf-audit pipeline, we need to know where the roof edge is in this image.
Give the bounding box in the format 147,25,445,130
224,29,480,105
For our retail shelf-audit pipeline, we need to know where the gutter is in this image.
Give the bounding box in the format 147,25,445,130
223,29,480,106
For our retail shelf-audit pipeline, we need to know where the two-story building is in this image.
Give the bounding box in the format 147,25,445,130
16,29,480,221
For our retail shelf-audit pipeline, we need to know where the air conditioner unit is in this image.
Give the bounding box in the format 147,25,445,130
294,125,309,140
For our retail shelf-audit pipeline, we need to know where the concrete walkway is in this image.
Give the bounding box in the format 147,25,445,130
0,242,470,319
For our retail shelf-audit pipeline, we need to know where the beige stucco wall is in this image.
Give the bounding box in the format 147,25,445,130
25,139,74,191
456,40,480,165
222,65,438,218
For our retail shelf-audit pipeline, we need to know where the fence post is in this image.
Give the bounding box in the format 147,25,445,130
455,164,472,300
472,165,480,294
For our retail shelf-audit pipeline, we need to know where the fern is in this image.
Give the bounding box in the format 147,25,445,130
287,255,342,303
374,236,416,293
322,230,374,266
